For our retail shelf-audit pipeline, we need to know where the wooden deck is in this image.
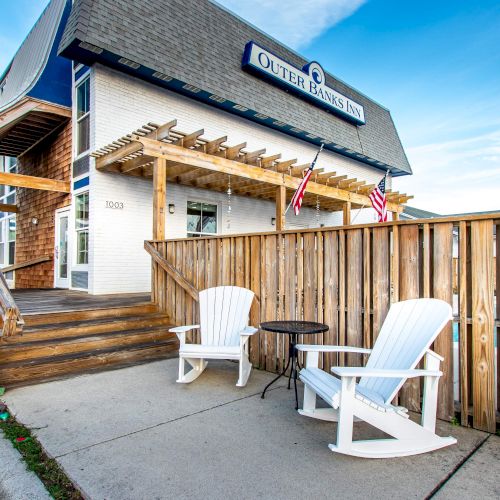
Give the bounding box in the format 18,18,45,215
11,289,152,315
0,289,176,387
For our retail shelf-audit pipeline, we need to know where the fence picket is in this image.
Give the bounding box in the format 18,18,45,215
432,223,454,421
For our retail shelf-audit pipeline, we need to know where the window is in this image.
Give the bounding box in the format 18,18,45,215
75,192,89,264
187,201,217,237
0,157,16,280
76,77,90,155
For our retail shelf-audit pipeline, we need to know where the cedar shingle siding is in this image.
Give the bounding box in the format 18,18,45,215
59,0,411,174
15,123,72,288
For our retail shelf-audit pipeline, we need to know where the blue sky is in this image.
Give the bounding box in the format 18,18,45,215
2,0,499,214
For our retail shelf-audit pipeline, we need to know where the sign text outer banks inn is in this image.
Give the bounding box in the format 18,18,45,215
242,42,365,125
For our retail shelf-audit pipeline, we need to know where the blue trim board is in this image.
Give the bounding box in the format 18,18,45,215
75,65,90,81
73,176,89,190
60,39,409,177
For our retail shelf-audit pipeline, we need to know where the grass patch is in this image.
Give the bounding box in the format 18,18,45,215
0,411,83,500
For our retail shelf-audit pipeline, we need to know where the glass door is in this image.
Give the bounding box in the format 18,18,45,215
55,209,70,288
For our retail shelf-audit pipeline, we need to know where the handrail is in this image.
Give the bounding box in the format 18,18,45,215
0,270,24,337
0,255,50,273
148,212,500,243
144,241,199,302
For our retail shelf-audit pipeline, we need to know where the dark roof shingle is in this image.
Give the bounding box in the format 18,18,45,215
59,0,412,175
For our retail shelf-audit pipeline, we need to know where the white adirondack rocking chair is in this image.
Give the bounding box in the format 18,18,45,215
169,286,257,387
297,298,457,458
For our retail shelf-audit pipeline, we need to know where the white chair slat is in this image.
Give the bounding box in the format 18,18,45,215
360,299,452,403
225,286,241,346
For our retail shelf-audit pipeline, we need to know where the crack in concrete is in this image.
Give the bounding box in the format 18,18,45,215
54,384,286,459
425,434,491,499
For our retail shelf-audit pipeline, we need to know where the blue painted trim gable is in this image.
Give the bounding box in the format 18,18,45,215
28,0,72,108
59,39,409,177
73,176,89,190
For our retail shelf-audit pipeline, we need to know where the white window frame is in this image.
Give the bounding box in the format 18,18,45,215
73,70,91,162
186,199,219,237
0,156,17,286
74,190,89,269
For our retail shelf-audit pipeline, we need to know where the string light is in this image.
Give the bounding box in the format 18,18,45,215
316,194,320,226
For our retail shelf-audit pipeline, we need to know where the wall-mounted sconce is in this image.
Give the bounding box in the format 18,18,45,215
168,203,175,214
31,217,39,226
271,217,276,226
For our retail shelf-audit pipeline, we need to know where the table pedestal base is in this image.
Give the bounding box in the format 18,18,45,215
260,333,301,409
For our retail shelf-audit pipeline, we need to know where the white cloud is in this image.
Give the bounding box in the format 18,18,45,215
217,0,366,49
395,129,500,214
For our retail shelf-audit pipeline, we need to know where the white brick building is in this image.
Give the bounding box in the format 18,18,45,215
1,0,413,294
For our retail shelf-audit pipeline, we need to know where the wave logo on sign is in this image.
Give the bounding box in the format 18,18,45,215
242,41,365,125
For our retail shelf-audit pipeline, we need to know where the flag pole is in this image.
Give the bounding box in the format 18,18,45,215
285,143,324,216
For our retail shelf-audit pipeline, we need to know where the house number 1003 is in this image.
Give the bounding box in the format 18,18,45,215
106,201,124,209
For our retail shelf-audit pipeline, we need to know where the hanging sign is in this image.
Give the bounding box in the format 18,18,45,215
242,41,365,125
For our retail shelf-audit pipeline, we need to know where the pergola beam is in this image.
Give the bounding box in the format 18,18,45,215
274,159,297,173
95,119,177,170
0,203,18,213
0,172,70,193
92,120,410,216
137,136,403,212
260,153,282,168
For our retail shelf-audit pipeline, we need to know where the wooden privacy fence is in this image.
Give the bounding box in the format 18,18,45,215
146,214,499,433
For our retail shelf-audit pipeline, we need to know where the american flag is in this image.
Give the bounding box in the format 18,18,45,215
291,144,323,216
369,172,388,222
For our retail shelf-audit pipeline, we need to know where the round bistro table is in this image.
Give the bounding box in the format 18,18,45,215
260,321,329,409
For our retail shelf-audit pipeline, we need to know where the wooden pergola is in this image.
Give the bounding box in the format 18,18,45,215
91,119,412,238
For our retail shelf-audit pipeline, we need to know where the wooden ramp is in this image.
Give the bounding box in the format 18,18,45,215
0,290,177,387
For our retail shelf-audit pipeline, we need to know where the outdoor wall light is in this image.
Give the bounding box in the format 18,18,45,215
271,217,276,226
31,217,38,226
168,204,175,214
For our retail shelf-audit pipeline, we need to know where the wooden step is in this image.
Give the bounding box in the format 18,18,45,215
0,339,178,387
22,303,158,327
0,326,177,363
3,314,172,344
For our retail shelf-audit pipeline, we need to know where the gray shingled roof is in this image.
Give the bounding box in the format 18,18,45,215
400,206,441,220
59,0,412,175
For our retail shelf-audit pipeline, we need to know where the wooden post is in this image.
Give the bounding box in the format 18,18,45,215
153,158,167,239
393,212,399,221
275,185,286,231
152,158,167,305
343,202,351,225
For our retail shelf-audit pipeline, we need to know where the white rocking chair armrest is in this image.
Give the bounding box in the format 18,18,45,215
296,344,372,354
240,326,258,336
169,325,200,333
426,349,444,362
331,367,443,379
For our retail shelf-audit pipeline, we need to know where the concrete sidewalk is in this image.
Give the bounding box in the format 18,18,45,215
4,359,498,499
0,433,51,500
